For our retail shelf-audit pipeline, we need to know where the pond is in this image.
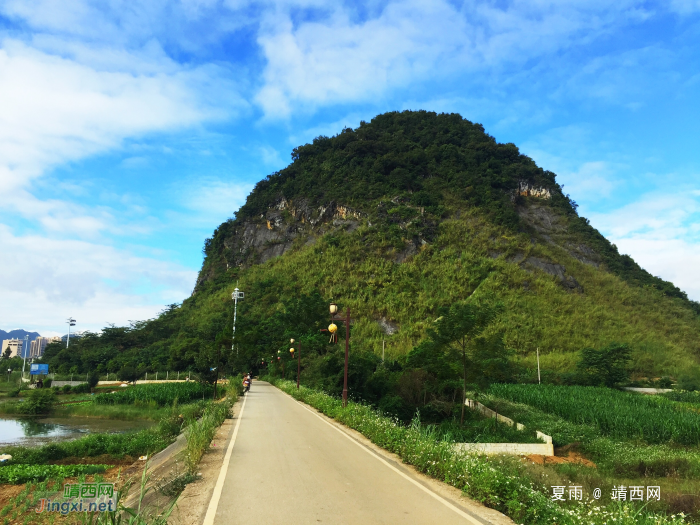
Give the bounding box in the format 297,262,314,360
0,416,155,448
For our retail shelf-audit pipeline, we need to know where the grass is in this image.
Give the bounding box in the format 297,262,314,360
0,465,112,485
662,391,700,405
93,383,214,407
269,378,688,525
487,384,700,445
183,401,231,473
53,404,172,421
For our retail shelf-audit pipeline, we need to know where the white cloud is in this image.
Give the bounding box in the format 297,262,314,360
589,191,700,301
0,39,237,193
254,0,653,117
0,225,197,333
181,179,255,224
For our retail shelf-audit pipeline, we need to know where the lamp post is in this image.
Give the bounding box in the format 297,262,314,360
7,369,11,383
66,318,76,348
231,288,244,355
329,303,351,407
289,339,301,389
277,350,285,378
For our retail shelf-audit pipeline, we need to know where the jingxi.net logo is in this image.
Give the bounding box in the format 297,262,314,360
36,483,117,515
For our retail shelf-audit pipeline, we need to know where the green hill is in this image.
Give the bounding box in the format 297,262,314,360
43,110,700,388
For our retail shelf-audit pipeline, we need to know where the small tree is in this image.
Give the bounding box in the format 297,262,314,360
418,301,502,424
87,371,100,391
118,366,140,384
577,342,632,387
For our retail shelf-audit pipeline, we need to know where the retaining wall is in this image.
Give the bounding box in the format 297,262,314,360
463,397,553,456
455,442,554,456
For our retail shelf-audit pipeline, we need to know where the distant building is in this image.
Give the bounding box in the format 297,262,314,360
1,339,25,358
30,336,60,358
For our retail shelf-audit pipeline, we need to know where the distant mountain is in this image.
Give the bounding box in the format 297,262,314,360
0,329,41,342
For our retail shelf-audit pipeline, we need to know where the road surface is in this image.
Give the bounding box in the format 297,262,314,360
205,381,509,525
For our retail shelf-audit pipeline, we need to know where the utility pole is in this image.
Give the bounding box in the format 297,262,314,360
537,347,541,385
231,287,244,355
21,335,28,383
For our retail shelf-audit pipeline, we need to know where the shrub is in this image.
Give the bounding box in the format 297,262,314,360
62,384,73,394
87,371,100,389
576,342,632,387
72,383,90,394
18,388,56,414
118,366,140,384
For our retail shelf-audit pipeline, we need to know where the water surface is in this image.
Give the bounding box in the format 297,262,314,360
0,416,154,448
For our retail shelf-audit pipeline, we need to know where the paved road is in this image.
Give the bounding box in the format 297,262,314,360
206,381,505,525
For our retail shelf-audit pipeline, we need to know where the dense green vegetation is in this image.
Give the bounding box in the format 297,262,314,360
0,464,111,485
487,384,700,445
94,382,213,406
17,110,700,429
663,390,700,404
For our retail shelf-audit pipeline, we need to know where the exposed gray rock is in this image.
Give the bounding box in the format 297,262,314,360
522,257,582,292
221,200,365,270
377,317,399,335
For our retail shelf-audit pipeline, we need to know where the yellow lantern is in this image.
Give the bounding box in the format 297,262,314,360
328,323,338,334
289,348,295,354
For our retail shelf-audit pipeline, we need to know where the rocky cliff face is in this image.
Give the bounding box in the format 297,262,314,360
194,199,366,291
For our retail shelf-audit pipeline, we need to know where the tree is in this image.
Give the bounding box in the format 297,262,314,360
577,342,632,387
87,371,100,390
118,366,140,384
414,301,502,424
2,348,10,359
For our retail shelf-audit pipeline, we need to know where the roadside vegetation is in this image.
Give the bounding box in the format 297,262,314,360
271,378,688,525
0,381,240,525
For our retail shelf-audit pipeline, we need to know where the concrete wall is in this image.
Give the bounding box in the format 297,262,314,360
455,443,554,456
463,397,554,455
51,380,86,387
622,387,672,394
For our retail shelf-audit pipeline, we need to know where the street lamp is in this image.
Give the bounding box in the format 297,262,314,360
328,303,351,407
66,318,76,348
7,369,11,383
231,287,244,355
290,338,301,389
277,350,285,378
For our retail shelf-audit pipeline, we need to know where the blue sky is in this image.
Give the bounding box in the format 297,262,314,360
1,0,699,335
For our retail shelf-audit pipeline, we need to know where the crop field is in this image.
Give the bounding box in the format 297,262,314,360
662,390,700,404
93,382,213,406
487,384,700,445
0,464,111,485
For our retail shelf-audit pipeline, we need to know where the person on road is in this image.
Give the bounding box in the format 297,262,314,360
243,374,250,393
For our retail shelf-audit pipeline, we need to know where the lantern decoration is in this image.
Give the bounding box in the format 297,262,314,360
290,348,295,354
328,323,338,344
329,303,338,315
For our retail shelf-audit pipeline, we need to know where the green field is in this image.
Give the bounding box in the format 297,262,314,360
466,384,700,521
93,382,214,406
487,384,700,445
